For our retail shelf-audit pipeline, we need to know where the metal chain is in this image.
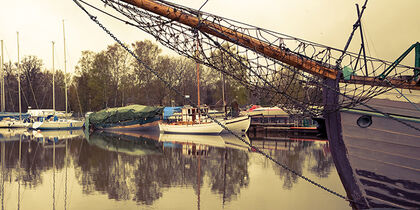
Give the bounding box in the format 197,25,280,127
73,0,362,205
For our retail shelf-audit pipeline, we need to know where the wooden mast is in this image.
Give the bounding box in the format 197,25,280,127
120,0,420,90
120,0,337,79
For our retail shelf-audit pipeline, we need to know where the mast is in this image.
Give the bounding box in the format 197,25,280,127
117,0,419,90
52,41,55,111
195,36,201,123
63,20,68,114
17,32,22,120
1,40,4,112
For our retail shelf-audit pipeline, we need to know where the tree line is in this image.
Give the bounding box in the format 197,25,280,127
2,40,259,115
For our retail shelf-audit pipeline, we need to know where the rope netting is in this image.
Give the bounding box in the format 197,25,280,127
95,0,417,116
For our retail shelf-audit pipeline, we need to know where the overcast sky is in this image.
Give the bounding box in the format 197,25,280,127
1,0,419,74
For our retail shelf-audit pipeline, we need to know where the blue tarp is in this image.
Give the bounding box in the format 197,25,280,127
163,107,182,120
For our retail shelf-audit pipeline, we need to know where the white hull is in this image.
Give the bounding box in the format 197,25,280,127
0,119,32,128
222,116,251,134
159,121,224,134
32,119,85,130
159,116,250,134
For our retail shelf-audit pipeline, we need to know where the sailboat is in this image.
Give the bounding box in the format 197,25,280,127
158,39,250,135
74,0,419,208
0,34,32,128
32,21,84,130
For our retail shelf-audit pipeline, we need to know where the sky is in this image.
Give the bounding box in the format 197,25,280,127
0,0,419,74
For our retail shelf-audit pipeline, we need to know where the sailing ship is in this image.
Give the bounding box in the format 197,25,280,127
158,36,250,134
74,0,419,208
159,105,250,134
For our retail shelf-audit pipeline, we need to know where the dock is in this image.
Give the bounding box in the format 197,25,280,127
248,114,320,136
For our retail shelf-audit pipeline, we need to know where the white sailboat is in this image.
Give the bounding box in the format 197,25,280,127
32,21,84,130
159,39,250,134
159,104,250,135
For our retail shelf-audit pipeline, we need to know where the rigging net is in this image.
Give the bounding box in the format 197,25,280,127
90,0,418,117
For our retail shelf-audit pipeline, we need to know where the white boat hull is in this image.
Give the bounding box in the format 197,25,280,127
159,121,224,134
159,116,250,134
0,119,32,128
32,119,85,130
222,116,251,134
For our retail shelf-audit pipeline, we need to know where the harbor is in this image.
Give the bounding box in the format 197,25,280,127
1,0,420,209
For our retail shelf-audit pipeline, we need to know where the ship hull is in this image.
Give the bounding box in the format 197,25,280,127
100,120,160,132
159,116,250,135
0,120,32,128
32,120,85,130
326,95,420,209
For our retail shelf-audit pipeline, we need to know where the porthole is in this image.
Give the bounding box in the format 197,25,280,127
357,115,372,128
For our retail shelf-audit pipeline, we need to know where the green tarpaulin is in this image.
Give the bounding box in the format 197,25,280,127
88,104,163,126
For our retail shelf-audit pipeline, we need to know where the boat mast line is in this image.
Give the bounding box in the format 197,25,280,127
17,32,22,120
73,1,365,205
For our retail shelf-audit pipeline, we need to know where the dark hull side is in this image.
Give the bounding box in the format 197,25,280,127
325,83,420,209
90,117,161,132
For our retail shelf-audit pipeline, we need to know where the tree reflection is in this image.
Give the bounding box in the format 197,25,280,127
309,144,333,178
0,139,69,188
206,149,249,203
71,132,250,205
260,140,333,189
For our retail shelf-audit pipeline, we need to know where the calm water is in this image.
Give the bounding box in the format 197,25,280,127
0,129,350,210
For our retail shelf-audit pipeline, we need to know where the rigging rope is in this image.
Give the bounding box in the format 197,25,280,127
73,0,365,205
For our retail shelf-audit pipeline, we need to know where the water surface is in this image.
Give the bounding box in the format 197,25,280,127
0,129,350,210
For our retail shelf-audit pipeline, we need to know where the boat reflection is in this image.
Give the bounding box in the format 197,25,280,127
159,133,251,153
87,131,162,156
32,129,85,142
0,128,31,141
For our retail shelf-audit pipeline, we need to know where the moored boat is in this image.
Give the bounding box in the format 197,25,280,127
159,106,250,134
87,104,163,131
32,118,85,130
0,118,32,128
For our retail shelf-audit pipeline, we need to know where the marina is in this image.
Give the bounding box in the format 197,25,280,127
1,0,419,209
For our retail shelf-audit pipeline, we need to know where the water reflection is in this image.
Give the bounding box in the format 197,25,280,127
0,129,347,210
250,138,332,189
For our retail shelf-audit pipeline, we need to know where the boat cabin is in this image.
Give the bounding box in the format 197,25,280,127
180,105,209,122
